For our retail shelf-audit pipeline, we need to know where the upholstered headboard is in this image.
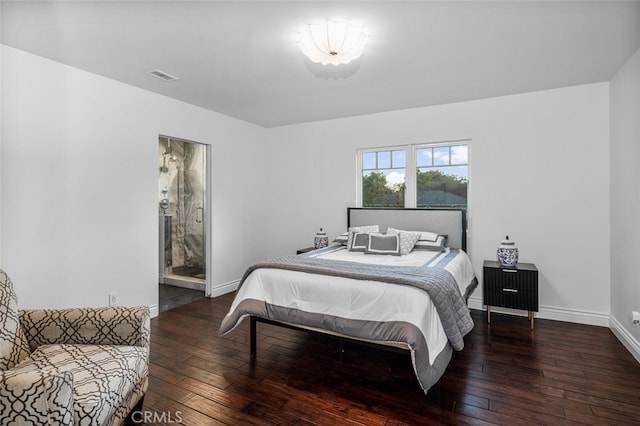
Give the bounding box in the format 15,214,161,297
347,208,467,251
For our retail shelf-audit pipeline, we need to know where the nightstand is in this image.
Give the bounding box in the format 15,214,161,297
483,260,539,329
296,246,316,255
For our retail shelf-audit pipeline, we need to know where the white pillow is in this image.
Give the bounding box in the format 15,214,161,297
387,227,446,252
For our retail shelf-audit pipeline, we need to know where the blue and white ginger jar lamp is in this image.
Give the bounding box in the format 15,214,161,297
497,235,519,267
314,228,329,249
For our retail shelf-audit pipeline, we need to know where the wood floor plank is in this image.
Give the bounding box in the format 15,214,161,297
141,292,640,425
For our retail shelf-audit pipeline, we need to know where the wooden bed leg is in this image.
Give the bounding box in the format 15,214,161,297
250,316,257,357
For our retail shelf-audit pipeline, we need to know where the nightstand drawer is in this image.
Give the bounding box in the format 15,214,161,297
484,266,538,311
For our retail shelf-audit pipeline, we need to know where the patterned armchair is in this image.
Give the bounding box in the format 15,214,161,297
0,269,150,425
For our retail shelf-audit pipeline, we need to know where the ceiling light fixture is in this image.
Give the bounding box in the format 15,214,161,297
298,20,367,66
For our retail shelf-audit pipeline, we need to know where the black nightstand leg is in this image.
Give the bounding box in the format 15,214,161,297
250,316,257,357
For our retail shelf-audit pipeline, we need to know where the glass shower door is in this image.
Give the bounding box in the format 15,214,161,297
159,136,206,285
178,147,206,280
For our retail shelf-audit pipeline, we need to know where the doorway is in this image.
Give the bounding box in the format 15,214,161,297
158,136,209,310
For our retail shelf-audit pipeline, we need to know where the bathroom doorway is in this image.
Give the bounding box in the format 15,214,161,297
158,136,209,309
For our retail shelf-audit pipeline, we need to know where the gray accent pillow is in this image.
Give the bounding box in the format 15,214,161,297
348,231,370,252
364,234,401,256
346,225,379,248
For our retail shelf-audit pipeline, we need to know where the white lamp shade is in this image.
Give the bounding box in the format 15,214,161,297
299,20,367,66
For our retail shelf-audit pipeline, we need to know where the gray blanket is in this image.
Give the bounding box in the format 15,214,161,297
237,249,474,351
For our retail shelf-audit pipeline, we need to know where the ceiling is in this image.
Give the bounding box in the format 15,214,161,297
2,1,640,128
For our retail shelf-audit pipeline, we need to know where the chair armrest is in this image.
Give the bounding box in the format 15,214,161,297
19,306,151,351
0,367,74,424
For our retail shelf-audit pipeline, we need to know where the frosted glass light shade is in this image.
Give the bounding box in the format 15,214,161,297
298,20,367,66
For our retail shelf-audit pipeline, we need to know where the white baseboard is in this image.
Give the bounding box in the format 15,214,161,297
467,296,610,327
609,315,640,364
207,279,240,298
149,303,159,319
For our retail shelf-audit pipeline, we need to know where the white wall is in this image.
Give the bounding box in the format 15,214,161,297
265,83,611,325
0,46,267,312
610,47,640,361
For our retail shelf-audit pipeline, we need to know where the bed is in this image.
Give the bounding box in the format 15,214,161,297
219,208,477,394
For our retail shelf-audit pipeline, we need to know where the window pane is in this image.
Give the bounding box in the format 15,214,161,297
361,149,406,208
385,170,406,188
377,151,391,169
450,145,468,165
392,150,405,168
443,165,468,179
416,169,467,208
363,152,376,170
362,170,405,208
416,148,432,167
433,147,450,166
416,144,468,209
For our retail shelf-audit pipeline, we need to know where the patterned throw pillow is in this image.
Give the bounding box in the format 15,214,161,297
386,228,422,255
0,269,31,370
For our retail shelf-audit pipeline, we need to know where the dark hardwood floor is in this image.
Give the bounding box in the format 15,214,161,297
158,284,205,313
142,292,640,425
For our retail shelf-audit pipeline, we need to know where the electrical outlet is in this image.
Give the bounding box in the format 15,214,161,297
632,311,640,326
108,292,118,307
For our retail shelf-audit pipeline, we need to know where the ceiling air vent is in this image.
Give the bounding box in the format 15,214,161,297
149,69,179,82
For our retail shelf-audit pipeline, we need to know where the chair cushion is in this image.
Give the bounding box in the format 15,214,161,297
12,344,147,426
0,269,31,370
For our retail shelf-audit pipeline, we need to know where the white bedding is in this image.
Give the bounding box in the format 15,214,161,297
311,246,475,296
229,247,475,365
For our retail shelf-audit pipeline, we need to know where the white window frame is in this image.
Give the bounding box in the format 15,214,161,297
356,145,411,208
356,139,470,209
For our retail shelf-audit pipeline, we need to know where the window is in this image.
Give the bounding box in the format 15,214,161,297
360,149,406,207
358,141,468,209
416,144,468,209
